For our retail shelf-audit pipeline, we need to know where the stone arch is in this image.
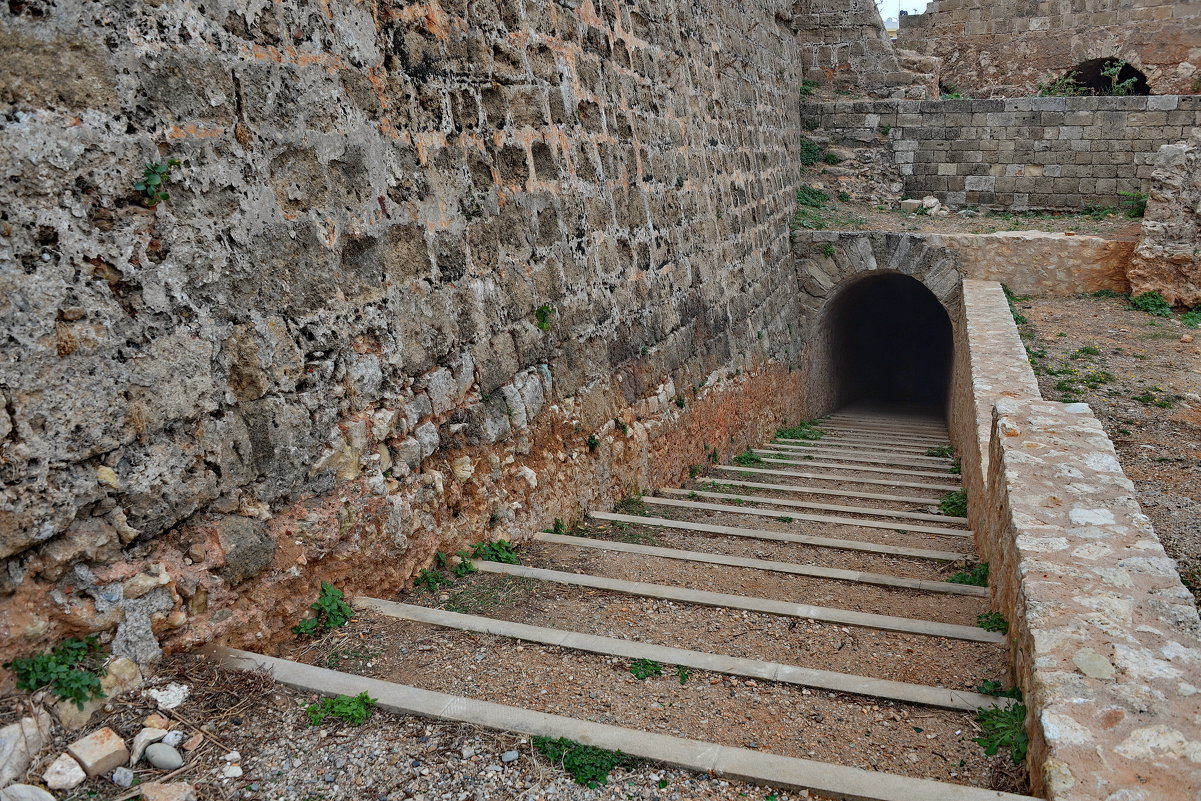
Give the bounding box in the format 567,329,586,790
795,234,963,419
1060,58,1151,96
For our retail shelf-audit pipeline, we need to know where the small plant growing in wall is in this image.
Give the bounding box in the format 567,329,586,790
534,304,555,331
1100,60,1138,96
821,243,836,258
134,158,181,207
292,581,354,636
4,636,107,709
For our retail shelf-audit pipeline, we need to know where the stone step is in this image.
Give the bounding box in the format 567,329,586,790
691,476,943,505
473,561,1003,642
659,488,967,526
587,514,969,562
711,464,961,492
533,532,985,596
761,445,953,469
206,647,1035,801
773,440,953,463
823,415,947,431
815,427,949,444
776,436,939,453
642,496,971,538
756,454,960,481
356,598,1002,710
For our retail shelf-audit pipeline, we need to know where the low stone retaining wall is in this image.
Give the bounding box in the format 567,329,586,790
805,95,1201,209
956,279,1201,800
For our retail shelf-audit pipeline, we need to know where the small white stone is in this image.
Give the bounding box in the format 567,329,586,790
222,764,244,779
43,752,87,790
223,751,241,762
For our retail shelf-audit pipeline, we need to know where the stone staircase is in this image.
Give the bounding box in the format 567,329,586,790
210,412,1036,801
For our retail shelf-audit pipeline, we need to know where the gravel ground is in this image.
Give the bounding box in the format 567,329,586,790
1016,292,1201,604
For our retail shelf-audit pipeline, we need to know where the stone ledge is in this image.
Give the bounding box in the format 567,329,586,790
983,400,1201,801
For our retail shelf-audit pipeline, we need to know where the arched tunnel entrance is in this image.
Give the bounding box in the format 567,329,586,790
821,272,953,417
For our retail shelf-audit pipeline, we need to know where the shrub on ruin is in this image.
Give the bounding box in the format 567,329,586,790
292,581,354,636
3,636,107,709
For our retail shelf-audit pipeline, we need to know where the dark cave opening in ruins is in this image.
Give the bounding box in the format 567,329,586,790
824,272,953,417
1063,58,1152,96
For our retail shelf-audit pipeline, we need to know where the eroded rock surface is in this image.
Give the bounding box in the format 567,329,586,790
1128,129,1201,307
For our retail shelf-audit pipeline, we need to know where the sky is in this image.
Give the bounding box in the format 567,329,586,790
877,0,931,21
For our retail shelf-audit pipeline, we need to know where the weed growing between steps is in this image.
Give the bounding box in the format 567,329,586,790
939,489,968,517
948,563,989,586
532,736,640,788
613,495,648,516
733,450,764,466
977,612,1009,634
777,420,823,440
306,691,377,726
471,540,519,564
949,457,962,475
629,658,664,680
974,702,1029,765
977,680,1023,700
926,444,954,458
3,635,107,709
292,581,354,636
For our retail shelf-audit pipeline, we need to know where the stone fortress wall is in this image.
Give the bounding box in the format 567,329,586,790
896,0,1201,97
806,94,1201,209
0,0,813,665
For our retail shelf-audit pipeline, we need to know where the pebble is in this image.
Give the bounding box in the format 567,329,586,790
162,730,186,748
145,743,184,770
501,750,520,763
222,764,244,779
111,766,135,787
224,751,242,763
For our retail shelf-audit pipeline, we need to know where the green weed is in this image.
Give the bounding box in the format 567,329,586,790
1132,388,1176,408
533,736,639,788
306,692,377,726
134,158,181,207
948,563,988,586
3,637,106,710
777,421,823,440
415,568,453,592
977,680,1022,700
1181,308,1201,328
675,665,691,685
613,495,648,516
949,457,962,475
822,243,836,258
1070,345,1100,360
926,444,954,458
799,137,825,166
471,540,519,563
732,450,764,466
974,703,1028,765
630,658,664,680
587,434,600,452
292,581,354,637
939,489,968,518
1130,291,1173,317
977,611,1009,634
535,304,555,331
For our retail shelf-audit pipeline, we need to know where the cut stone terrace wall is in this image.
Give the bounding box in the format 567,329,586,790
0,0,809,668
957,279,1201,800
896,0,1201,97
805,95,1201,209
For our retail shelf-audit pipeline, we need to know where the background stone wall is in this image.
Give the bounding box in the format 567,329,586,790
0,0,809,666
806,95,1201,209
1127,128,1201,306
896,0,1201,97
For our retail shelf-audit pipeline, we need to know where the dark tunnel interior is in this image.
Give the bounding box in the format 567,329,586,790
826,273,953,417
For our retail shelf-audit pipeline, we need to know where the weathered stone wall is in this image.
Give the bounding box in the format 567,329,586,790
805,95,1201,209
807,94,1201,210
1127,128,1201,306
0,0,809,667
896,0,1201,97
956,279,1201,801
787,0,936,98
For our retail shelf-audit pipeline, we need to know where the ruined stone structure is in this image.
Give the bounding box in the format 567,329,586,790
1128,127,1201,305
807,94,1201,209
897,0,1201,97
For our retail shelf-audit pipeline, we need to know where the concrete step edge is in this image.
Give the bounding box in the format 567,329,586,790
589,512,970,561
711,464,961,492
772,441,953,462
660,487,969,526
475,561,1003,643
756,453,959,481
356,597,1001,709
534,531,986,596
693,477,943,505
760,447,954,469
642,495,972,538
204,647,1034,801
